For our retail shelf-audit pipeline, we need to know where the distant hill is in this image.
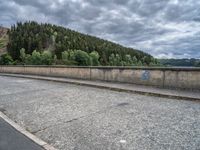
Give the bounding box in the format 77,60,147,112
0,26,8,55
6,21,156,65
159,59,200,67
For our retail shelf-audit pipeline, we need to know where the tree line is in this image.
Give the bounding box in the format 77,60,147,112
1,21,159,66
159,59,200,67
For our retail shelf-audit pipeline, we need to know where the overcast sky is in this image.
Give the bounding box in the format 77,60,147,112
1,0,200,58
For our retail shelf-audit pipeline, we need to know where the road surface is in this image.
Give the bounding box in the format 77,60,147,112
0,76,200,150
0,117,43,150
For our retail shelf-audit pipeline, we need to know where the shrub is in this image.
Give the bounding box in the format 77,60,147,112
109,53,116,66
30,50,42,65
137,60,143,66
41,51,53,65
132,56,138,65
124,54,132,66
68,50,76,61
61,51,70,65
0,53,14,65
89,51,100,66
61,51,69,61
25,54,32,65
20,48,26,64
109,53,123,66
74,50,91,66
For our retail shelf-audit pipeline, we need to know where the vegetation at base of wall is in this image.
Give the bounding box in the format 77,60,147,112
0,48,160,66
6,21,159,66
19,48,55,65
0,53,14,65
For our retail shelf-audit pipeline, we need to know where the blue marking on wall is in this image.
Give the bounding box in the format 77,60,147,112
141,70,150,80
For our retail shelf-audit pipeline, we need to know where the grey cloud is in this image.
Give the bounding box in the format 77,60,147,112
128,0,169,17
0,0,200,58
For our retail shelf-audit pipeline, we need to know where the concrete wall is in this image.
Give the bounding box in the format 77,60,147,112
0,66,199,90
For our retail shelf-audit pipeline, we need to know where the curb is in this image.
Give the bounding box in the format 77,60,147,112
0,73,199,101
0,111,57,150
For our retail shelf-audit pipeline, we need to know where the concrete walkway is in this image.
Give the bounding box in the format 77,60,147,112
0,117,44,150
0,73,199,101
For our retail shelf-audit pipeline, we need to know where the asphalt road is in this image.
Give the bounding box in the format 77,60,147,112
0,118,43,150
0,76,200,150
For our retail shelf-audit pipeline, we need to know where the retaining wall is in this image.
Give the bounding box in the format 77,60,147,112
0,66,199,90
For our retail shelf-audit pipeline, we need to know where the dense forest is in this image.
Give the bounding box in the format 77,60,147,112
0,21,159,66
159,59,200,67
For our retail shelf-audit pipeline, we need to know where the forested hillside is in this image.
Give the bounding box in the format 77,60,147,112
159,59,200,67
1,21,158,66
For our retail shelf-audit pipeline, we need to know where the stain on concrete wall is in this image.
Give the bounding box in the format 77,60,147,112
141,70,150,81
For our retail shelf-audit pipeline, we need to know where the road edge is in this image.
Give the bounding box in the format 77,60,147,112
0,111,57,150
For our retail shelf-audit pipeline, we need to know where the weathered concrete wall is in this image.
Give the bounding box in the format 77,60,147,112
90,68,164,87
50,67,91,79
24,67,50,76
0,66,199,90
164,70,200,89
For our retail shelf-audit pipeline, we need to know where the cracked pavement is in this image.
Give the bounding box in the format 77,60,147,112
0,76,200,150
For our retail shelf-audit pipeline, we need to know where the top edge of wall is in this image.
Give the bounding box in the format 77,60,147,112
0,65,200,71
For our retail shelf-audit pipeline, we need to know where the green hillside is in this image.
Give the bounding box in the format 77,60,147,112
2,21,158,66
159,59,200,67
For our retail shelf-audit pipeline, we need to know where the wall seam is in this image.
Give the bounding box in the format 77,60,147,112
163,70,165,88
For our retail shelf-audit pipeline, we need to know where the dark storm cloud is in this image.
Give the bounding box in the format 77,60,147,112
0,0,200,58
